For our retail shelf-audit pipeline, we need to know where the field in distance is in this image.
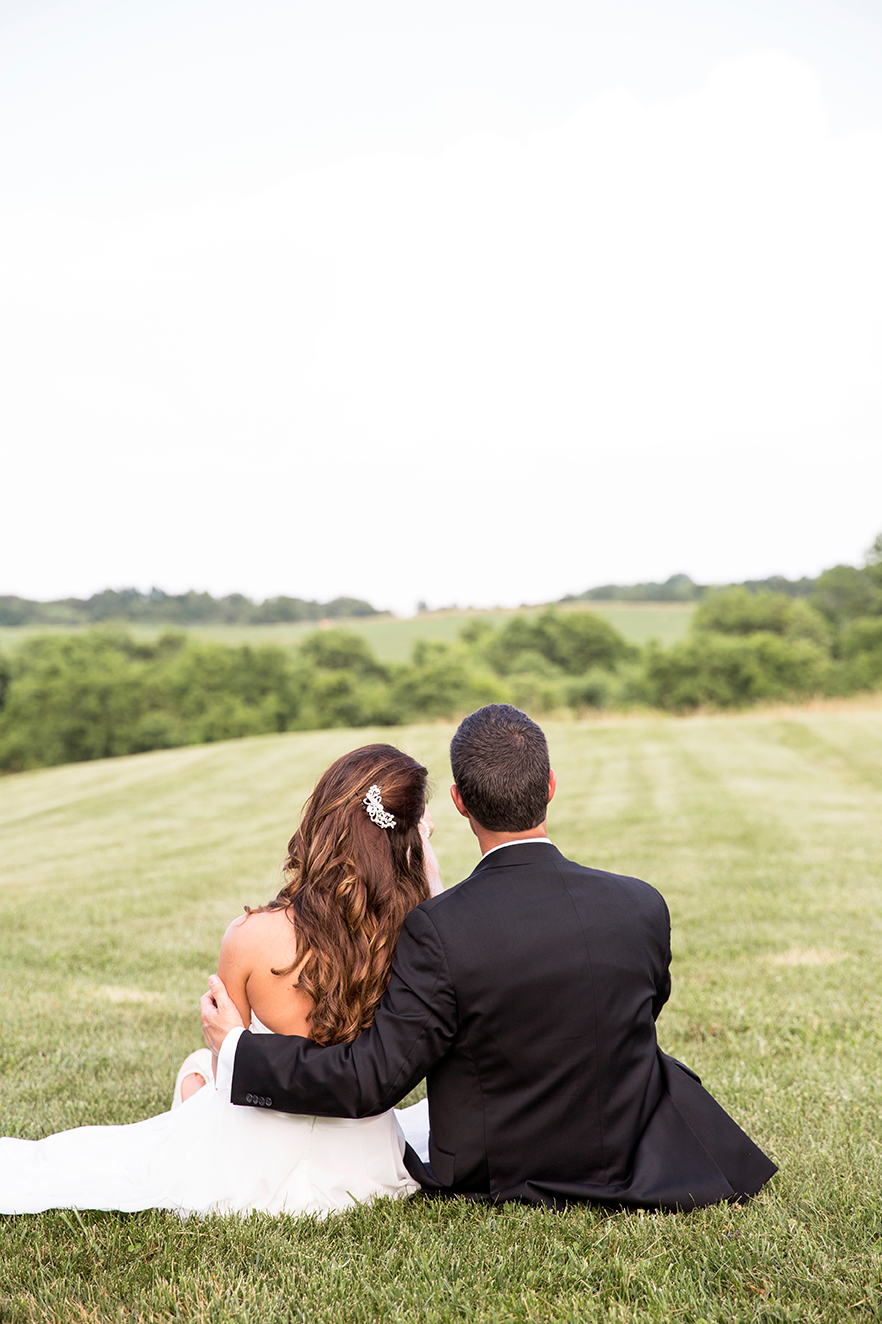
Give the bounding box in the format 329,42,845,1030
0,599,694,661
1,703,880,1321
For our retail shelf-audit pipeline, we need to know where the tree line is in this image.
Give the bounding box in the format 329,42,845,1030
561,572,819,602
1,537,880,773
0,566,833,627
0,588,379,628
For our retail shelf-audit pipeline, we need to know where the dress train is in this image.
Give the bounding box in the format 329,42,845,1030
0,1020,426,1217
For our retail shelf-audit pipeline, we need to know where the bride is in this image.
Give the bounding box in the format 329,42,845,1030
0,744,437,1217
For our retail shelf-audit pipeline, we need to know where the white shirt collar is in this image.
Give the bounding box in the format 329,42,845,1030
480,838,555,861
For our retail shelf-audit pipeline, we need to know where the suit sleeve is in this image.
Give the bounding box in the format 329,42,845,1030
231,905,457,1116
651,893,672,1021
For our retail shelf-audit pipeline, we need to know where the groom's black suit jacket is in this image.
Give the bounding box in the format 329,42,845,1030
232,842,776,1209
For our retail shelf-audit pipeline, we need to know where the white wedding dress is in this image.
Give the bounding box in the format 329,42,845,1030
0,1017,428,1217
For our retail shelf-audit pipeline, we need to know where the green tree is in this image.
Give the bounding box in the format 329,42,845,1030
392,642,508,722
298,629,388,680
295,671,398,730
642,634,832,712
812,564,882,624
838,617,882,687
693,587,832,648
291,631,397,728
483,608,636,677
159,639,301,739
0,630,307,771
0,630,151,770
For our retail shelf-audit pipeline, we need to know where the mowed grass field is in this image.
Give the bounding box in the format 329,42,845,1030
1,701,881,1322
0,600,695,662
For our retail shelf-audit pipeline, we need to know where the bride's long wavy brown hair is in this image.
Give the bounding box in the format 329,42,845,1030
247,744,431,1046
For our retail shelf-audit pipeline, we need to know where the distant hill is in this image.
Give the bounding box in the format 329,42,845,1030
561,573,818,603
0,588,381,628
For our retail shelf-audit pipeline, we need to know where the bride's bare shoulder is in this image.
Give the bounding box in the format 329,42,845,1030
219,907,310,1033
220,907,296,962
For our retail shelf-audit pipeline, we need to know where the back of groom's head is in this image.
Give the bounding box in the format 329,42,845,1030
450,704,550,832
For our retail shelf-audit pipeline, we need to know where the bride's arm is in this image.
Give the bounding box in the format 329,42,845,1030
419,812,444,897
213,916,255,1075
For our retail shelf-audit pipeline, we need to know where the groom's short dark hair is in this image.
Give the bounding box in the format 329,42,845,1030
450,704,550,832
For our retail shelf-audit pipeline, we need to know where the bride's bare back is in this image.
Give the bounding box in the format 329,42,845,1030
217,909,314,1036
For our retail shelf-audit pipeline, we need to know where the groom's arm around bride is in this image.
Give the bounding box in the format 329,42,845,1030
203,704,776,1211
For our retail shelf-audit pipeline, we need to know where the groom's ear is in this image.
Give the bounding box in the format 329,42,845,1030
450,784,470,819
547,768,557,804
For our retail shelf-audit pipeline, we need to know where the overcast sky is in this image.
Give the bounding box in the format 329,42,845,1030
2,0,881,614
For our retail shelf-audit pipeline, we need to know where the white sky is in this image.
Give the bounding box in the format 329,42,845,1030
2,0,881,614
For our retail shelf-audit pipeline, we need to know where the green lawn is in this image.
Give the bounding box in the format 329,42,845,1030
0,601,694,663
1,702,881,1321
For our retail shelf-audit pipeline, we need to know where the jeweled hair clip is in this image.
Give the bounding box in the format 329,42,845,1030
363,784,396,830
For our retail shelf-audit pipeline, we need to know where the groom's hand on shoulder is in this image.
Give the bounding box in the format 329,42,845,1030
200,974,246,1053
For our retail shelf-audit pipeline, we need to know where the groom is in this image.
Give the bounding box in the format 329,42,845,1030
202,703,775,1210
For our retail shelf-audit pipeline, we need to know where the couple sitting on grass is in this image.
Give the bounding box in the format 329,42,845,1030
0,704,776,1217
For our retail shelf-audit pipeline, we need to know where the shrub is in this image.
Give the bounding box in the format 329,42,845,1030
693,587,793,636
812,564,882,624
292,671,399,731
839,616,882,659
838,617,882,687
0,651,10,711
299,629,388,680
160,640,299,730
642,633,832,712
505,671,567,715
482,608,637,677
0,631,306,771
0,630,152,770
391,642,508,722
694,588,832,648
566,668,617,711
